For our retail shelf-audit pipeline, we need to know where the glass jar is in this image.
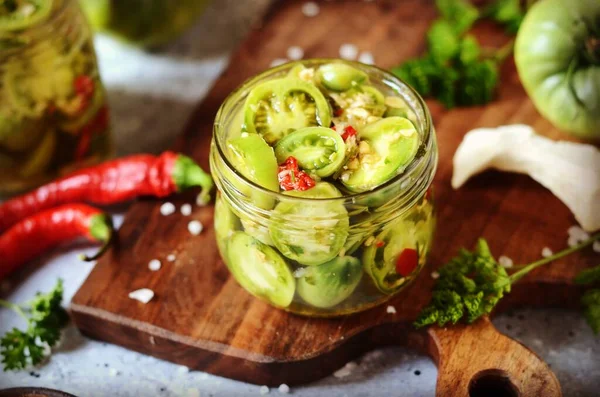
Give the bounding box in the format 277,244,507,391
0,0,111,196
210,60,438,317
79,0,211,48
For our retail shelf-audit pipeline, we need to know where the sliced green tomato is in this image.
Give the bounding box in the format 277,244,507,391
241,218,274,246
227,134,279,209
330,85,386,125
363,214,433,294
19,128,56,177
384,96,410,118
341,117,420,193
226,232,295,308
243,77,332,145
287,64,307,79
0,0,53,31
214,193,241,258
274,127,346,177
297,256,363,309
317,63,368,92
270,182,349,266
58,85,105,133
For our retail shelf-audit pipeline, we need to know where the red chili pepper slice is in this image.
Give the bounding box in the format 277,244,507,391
334,108,344,117
0,152,214,232
75,106,110,161
74,75,95,113
375,240,385,248
395,248,418,277
0,204,114,281
340,126,357,142
278,156,316,191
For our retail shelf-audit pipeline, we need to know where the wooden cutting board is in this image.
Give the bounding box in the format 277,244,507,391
70,1,597,395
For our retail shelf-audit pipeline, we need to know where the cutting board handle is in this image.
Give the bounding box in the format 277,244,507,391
426,316,561,397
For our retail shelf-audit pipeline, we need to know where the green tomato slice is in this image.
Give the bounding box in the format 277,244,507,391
226,232,295,308
19,127,56,177
243,77,332,145
214,192,241,258
341,117,420,192
274,126,346,177
58,84,105,133
317,63,368,92
270,182,349,266
227,134,279,209
0,0,53,31
297,256,363,309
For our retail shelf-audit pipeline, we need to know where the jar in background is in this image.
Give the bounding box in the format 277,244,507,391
210,60,438,317
0,0,111,196
79,0,211,48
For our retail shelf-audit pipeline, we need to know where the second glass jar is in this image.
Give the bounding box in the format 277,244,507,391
211,60,438,317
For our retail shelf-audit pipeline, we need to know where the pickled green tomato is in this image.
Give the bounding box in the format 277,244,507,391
226,134,279,209
297,256,363,308
316,63,368,92
341,117,420,192
269,182,349,266
363,205,434,294
243,77,332,145
274,127,346,178
0,0,53,31
226,232,295,308
214,192,241,258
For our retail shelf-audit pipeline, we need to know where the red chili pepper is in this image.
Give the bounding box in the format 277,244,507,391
75,106,110,161
74,75,95,113
395,248,418,277
334,108,344,117
375,240,385,248
0,204,113,281
341,126,357,141
0,152,213,232
278,156,316,191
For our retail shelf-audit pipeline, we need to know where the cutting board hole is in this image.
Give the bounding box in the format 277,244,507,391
469,370,520,397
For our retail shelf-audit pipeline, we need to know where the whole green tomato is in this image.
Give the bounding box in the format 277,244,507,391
515,0,600,140
79,0,211,48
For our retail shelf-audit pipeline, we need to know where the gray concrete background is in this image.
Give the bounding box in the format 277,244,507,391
1,1,599,395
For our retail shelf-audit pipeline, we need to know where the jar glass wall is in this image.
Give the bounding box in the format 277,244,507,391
0,0,111,196
211,60,437,317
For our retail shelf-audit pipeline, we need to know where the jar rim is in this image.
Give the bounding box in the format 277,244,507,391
212,58,435,203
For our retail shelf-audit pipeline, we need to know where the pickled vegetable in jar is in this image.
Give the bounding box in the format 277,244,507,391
78,0,211,48
0,0,111,196
210,60,438,317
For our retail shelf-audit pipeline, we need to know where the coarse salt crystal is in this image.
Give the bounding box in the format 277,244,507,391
541,247,553,258
278,384,290,394
128,288,154,304
301,2,320,17
167,254,176,262
593,241,600,253
287,46,304,60
431,271,440,279
270,58,288,67
148,259,162,271
187,389,200,397
294,267,308,278
181,204,192,216
339,43,359,60
188,220,203,236
567,236,580,248
178,365,190,374
386,305,396,314
259,385,270,395
160,202,176,216
568,225,589,240
358,51,375,65
333,362,357,378
498,255,513,268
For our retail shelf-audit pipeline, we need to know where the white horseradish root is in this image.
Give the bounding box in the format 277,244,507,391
452,124,600,231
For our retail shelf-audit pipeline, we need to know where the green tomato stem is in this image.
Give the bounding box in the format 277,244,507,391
509,233,600,284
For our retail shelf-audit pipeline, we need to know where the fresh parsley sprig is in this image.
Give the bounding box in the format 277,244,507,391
391,0,526,108
415,234,600,333
0,279,69,371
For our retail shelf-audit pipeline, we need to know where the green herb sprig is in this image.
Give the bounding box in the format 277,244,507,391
392,0,526,108
415,234,600,334
0,279,69,371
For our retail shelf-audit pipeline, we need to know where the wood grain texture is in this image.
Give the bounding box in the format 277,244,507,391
70,0,596,393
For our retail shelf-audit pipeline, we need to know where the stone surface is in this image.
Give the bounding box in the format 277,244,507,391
1,0,599,395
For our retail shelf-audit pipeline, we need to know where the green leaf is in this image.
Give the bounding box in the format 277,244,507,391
391,56,441,97
485,0,524,34
0,328,45,371
458,35,481,66
456,59,499,106
435,0,479,35
582,289,600,334
575,266,600,285
427,20,460,63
